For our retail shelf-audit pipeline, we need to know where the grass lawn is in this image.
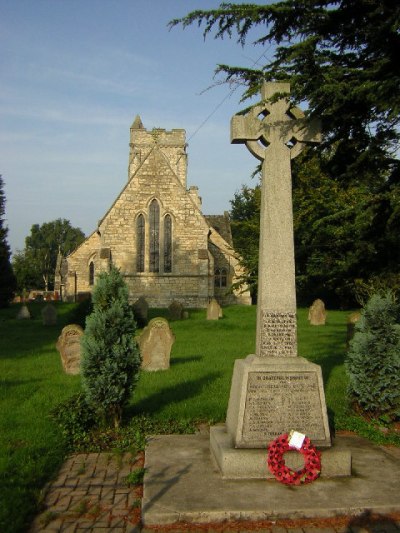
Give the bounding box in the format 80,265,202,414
0,302,398,533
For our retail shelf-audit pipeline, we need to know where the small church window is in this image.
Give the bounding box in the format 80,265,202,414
89,261,95,286
164,214,172,273
214,267,227,288
136,214,145,272
149,199,160,272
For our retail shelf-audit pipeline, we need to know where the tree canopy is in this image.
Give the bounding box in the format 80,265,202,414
12,219,85,292
171,0,400,184
0,175,16,307
172,0,400,307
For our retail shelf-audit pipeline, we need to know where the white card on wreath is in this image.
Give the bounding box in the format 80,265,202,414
288,430,306,449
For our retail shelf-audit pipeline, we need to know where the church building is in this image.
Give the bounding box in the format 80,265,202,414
55,116,251,308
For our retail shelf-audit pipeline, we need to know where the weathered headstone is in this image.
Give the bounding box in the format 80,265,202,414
41,303,58,326
346,310,361,346
210,82,350,478
56,324,83,375
206,298,222,320
308,299,327,326
138,317,175,371
16,304,30,320
168,300,184,320
132,296,149,327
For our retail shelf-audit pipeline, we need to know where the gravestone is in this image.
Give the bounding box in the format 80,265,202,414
168,300,184,320
56,324,83,375
308,299,327,325
346,310,361,347
207,298,222,320
210,82,350,478
138,317,175,371
132,296,149,327
41,303,57,326
16,304,30,320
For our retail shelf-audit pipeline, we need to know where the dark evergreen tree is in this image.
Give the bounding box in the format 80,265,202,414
346,292,400,421
0,175,16,307
173,1,400,307
81,267,141,428
229,151,400,307
171,0,400,185
230,184,261,301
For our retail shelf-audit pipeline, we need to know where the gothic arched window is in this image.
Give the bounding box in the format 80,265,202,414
136,214,145,272
89,261,95,286
149,200,160,272
164,214,172,273
214,267,227,288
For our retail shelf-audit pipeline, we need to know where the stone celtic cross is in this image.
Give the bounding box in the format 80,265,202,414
231,82,321,357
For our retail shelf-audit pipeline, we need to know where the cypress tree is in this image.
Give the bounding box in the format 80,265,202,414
346,292,400,421
81,267,141,428
0,175,16,307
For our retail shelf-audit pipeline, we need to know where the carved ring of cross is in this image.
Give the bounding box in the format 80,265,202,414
244,98,318,161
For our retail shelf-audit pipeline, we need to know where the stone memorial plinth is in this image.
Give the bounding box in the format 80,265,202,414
138,317,175,371
56,324,83,375
226,356,330,448
210,82,351,479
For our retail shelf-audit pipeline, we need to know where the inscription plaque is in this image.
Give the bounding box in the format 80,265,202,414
242,371,327,446
260,311,297,357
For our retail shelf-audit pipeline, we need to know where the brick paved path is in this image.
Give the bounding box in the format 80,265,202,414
30,452,143,532
30,451,400,533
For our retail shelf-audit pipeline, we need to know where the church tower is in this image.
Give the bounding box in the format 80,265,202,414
128,115,188,187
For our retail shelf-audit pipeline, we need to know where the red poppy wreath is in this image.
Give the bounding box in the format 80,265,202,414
267,433,321,485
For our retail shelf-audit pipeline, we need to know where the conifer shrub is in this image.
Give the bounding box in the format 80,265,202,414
346,292,400,422
81,267,141,428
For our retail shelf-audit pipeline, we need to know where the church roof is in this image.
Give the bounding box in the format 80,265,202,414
204,212,233,246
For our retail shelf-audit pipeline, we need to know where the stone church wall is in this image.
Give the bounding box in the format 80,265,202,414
59,117,251,308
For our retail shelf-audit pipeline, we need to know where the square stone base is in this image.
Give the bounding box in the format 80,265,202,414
210,425,352,479
226,355,332,448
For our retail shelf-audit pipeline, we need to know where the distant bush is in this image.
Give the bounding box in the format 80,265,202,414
346,292,400,422
81,267,141,428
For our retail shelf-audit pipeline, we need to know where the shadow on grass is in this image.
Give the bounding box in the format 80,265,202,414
170,355,203,366
127,372,222,416
300,326,347,385
0,378,44,392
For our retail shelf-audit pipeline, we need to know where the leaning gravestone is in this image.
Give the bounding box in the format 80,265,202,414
138,317,175,371
56,324,83,375
132,296,149,327
41,303,57,326
207,298,222,320
210,82,350,478
308,299,327,325
168,300,184,320
16,304,30,320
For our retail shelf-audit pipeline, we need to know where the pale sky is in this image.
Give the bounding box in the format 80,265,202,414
1,0,271,253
